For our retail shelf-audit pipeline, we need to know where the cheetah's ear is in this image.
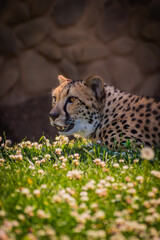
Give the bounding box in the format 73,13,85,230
85,76,105,109
58,75,70,84
85,75,104,96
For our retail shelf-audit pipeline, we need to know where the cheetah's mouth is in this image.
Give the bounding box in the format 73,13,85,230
54,123,75,132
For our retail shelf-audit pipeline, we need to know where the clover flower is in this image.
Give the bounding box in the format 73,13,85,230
73,159,79,166
147,207,156,214
95,188,107,197
45,226,56,237
127,188,136,195
148,191,155,198
93,158,101,165
38,169,45,175
24,233,38,240
60,235,70,240
18,214,25,221
106,176,115,182
73,223,85,233
113,163,119,168
100,161,106,168
37,209,50,219
110,233,126,240
33,189,41,197
59,156,65,161
127,182,135,188
0,158,5,163
134,159,139,163
67,170,83,180
5,140,12,147
40,184,47,189
32,142,38,148
37,230,46,237
9,154,23,161
119,159,125,163
45,154,51,159
80,191,89,201
35,160,41,165
55,148,62,155
74,153,80,159
28,165,35,170
151,170,160,178
66,187,75,195
21,188,30,196
123,165,129,170
92,210,105,220
24,206,34,217
82,180,95,190
72,211,91,224
87,229,106,239
60,162,66,169
115,194,122,200
53,163,58,169
90,203,99,211
141,147,155,160
145,215,155,224
0,210,6,217
136,176,144,183
79,203,87,209
52,195,62,203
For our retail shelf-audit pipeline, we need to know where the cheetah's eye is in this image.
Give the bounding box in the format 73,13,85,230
68,96,77,103
52,96,56,103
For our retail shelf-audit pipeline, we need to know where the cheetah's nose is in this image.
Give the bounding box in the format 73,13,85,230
49,112,60,121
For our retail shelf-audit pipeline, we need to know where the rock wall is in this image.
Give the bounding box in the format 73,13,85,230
0,0,160,142
0,0,160,106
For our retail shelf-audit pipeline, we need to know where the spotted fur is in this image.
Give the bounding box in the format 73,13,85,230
49,75,160,149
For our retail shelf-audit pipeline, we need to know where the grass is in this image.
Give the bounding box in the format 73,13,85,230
0,135,160,240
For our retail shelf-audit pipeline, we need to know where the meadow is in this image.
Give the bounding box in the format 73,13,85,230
0,135,160,240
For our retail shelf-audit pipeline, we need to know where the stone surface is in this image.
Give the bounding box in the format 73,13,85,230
134,43,160,74
108,57,143,92
27,0,53,17
110,37,135,55
127,0,151,5
0,58,19,97
129,16,146,38
52,0,86,27
60,59,79,79
148,0,160,21
53,29,89,46
37,39,62,61
0,56,4,72
96,1,128,43
16,18,51,47
0,1,30,25
82,0,103,27
137,74,160,99
0,95,58,143
142,22,160,43
21,51,59,94
0,24,19,54
65,43,109,63
80,60,112,85
0,83,30,107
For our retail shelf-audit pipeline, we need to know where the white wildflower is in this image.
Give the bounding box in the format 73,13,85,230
141,147,154,160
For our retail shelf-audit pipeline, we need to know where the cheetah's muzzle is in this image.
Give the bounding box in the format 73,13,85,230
54,123,75,133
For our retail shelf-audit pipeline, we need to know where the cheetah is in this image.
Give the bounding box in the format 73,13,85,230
49,75,160,149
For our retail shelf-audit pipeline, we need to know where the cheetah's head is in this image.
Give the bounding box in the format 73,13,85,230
49,75,106,138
